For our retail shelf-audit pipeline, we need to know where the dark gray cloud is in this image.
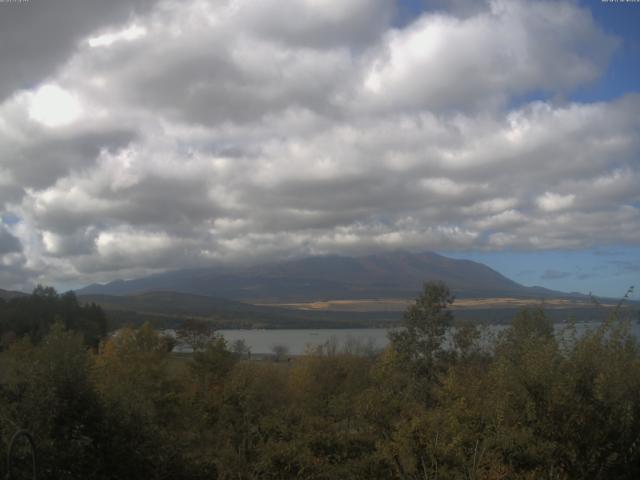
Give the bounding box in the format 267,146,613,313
0,0,159,101
237,0,395,49
6,129,136,191
0,263,32,292
0,225,21,255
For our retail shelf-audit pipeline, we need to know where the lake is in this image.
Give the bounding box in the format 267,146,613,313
210,320,640,355
217,328,389,355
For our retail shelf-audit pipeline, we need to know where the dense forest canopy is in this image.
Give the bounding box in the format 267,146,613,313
0,286,107,348
0,283,639,479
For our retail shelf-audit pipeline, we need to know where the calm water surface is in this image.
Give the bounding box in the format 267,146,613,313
218,328,389,355
213,321,640,355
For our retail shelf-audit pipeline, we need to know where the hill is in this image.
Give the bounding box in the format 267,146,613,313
79,289,619,330
77,291,395,330
0,288,27,301
76,251,570,302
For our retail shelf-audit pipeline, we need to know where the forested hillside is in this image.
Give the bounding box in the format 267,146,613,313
1,283,639,479
0,286,106,348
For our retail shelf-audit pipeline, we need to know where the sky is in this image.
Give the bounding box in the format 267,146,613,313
0,0,639,298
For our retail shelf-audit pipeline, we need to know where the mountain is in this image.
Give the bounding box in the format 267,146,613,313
0,288,28,301
76,251,568,302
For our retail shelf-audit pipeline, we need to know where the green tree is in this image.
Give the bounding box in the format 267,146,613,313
0,286,106,348
231,338,251,357
93,323,188,479
0,323,104,479
389,281,454,397
190,336,237,392
214,363,291,480
177,318,216,352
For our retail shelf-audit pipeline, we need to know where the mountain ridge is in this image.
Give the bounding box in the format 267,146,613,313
76,251,576,302
0,288,28,301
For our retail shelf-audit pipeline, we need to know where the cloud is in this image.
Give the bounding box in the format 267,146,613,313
0,224,21,255
55,0,382,127
0,0,637,290
234,0,394,48
536,192,576,212
609,260,640,275
27,84,83,128
422,0,491,17
358,0,617,112
541,269,572,280
577,273,596,280
0,223,30,290
0,0,160,102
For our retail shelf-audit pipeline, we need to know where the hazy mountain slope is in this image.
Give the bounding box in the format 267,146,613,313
0,288,28,300
77,251,568,301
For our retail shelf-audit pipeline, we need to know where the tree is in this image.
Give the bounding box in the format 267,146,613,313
213,362,293,480
452,321,482,360
190,336,237,391
177,318,216,352
271,344,289,362
389,281,454,388
93,323,187,479
0,286,106,347
231,338,251,357
0,322,104,479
